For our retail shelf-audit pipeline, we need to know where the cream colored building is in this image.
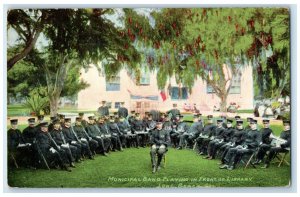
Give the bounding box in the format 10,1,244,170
78,63,254,114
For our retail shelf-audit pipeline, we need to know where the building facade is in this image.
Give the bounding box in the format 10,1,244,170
77,63,254,114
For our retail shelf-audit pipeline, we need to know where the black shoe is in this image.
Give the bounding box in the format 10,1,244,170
177,147,182,150
261,164,269,169
102,152,108,156
219,164,228,169
199,152,204,155
152,166,156,173
227,166,235,170
70,162,76,168
63,166,72,172
89,156,95,160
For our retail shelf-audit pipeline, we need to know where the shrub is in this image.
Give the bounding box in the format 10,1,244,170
23,95,49,116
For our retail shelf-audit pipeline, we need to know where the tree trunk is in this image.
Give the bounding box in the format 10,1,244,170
49,94,59,116
219,94,228,112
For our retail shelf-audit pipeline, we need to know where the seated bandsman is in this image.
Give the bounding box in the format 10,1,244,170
50,119,76,167
8,119,33,168
150,121,171,173
22,118,37,144
116,116,132,148
145,114,157,135
107,115,123,151
196,115,216,155
174,115,189,150
162,114,173,134
97,117,113,153
59,114,66,126
219,120,245,165
35,122,71,171
179,114,202,149
78,112,88,128
86,116,107,156
73,116,98,156
202,119,225,157
261,120,291,168
128,110,136,125
131,113,147,148
220,119,261,170
72,117,94,159
61,118,83,161
205,119,234,160
253,119,274,164
48,116,57,132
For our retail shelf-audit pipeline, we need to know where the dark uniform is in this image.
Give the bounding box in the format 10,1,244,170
97,121,113,152
131,114,147,147
171,115,189,148
106,117,123,151
196,116,216,154
221,119,261,170
262,120,291,168
8,119,33,168
118,103,128,119
22,124,37,144
166,104,181,121
117,118,132,147
61,123,82,161
98,101,109,117
150,122,171,173
206,119,234,159
86,117,107,155
254,120,273,164
178,115,202,149
73,120,98,156
35,122,71,171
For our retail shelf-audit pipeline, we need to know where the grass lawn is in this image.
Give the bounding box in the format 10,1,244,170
237,109,254,114
7,104,30,116
7,123,290,188
7,147,290,188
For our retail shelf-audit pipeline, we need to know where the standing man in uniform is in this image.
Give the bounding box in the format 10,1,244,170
150,122,171,173
167,103,181,121
118,102,128,119
98,100,109,117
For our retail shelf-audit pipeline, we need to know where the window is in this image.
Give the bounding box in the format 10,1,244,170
206,85,216,94
229,72,241,94
106,75,120,91
136,102,142,108
138,66,150,85
171,87,188,100
115,102,121,109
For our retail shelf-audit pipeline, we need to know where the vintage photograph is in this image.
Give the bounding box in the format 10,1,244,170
6,7,291,188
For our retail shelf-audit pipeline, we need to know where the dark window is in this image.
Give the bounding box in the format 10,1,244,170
171,87,188,100
206,85,216,94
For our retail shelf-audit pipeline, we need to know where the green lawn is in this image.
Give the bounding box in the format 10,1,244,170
7,147,290,188
7,104,30,116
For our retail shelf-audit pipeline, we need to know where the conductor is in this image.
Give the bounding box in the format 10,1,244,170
150,121,170,173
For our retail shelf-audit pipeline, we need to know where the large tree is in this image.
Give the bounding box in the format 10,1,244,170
8,9,141,115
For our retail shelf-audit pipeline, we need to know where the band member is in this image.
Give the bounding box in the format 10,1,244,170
98,100,109,117
162,114,173,134
205,119,234,160
166,103,181,121
22,118,37,144
131,113,147,148
85,116,107,156
145,114,157,135
219,120,246,165
35,122,71,171
50,119,76,167
118,102,128,119
107,115,123,151
8,119,33,168
253,119,274,164
220,119,261,170
174,115,189,149
150,122,171,173
116,116,132,147
261,120,291,168
128,110,136,125
78,112,88,128
196,115,216,155
179,114,202,149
